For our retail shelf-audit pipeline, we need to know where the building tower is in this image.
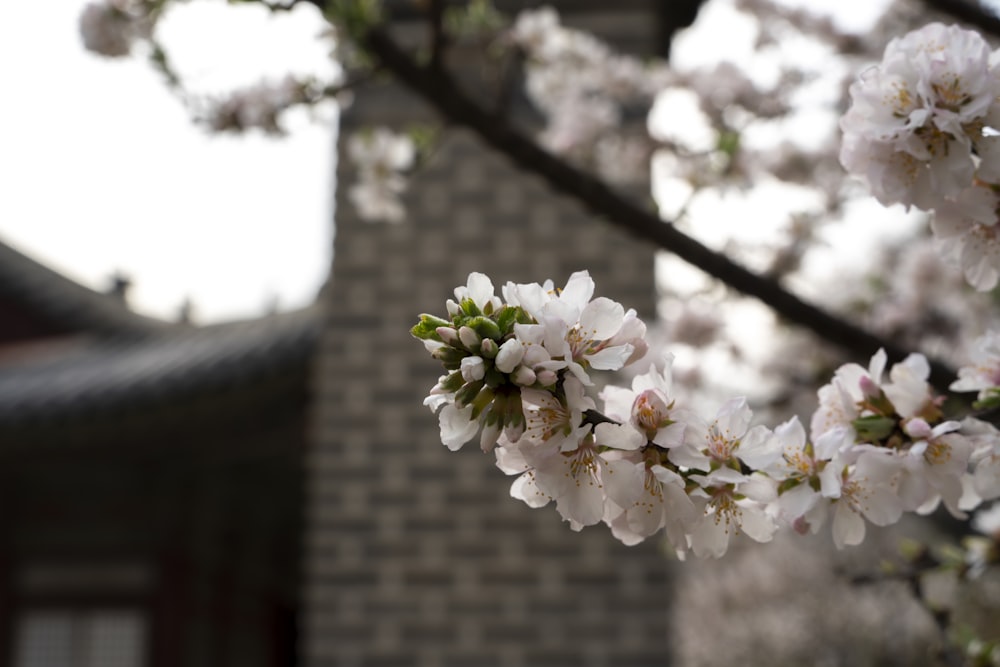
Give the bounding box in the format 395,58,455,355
303,4,676,665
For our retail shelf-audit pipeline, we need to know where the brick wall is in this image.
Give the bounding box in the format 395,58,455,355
303,9,674,666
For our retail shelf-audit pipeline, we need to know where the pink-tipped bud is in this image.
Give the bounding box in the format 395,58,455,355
535,369,558,387
903,417,932,440
459,326,481,350
512,366,536,386
859,375,880,400
436,326,459,345
480,338,499,359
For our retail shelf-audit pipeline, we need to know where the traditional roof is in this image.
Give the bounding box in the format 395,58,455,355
0,238,322,446
0,238,167,340
0,307,320,428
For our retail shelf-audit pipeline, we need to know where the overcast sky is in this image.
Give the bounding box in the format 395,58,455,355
0,0,902,326
0,0,336,324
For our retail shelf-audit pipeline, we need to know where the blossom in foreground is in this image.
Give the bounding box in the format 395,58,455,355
824,450,904,549
810,348,888,441
413,272,645,454
415,273,1000,557
669,398,779,557
759,418,846,535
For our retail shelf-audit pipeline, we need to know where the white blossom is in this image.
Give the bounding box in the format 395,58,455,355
952,331,1000,400
346,128,415,223
840,23,1000,210
79,0,151,58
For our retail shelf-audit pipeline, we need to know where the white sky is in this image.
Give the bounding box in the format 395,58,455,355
0,0,895,326
0,0,336,324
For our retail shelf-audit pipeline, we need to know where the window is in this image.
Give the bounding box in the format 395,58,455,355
13,609,146,667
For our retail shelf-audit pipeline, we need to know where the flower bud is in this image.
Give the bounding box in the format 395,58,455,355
480,338,499,359
495,339,525,373
436,326,459,346
512,365,536,386
461,356,486,383
859,376,881,400
459,326,482,350
535,369,558,387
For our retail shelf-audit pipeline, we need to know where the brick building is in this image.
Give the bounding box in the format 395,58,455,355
301,4,675,666
0,3,682,666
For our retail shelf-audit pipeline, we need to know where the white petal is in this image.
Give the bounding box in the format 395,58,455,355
439,404,480,451
595,422,645,450
495,339,525,373
558,271,595,313
510,473,550,508
738,505,777,543
466,272,495,309
586,344,634,371
579,297,625,340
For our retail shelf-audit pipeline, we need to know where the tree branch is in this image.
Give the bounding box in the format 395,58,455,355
920,0,1000,37
358,25,960,392
428,0,447,71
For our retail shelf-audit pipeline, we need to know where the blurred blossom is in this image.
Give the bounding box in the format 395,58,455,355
79,0,153,57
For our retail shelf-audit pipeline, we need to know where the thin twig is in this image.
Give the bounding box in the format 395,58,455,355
357,25,961,393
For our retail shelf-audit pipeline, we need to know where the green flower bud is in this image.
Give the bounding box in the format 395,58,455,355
468,315,502,341
455,379,485,408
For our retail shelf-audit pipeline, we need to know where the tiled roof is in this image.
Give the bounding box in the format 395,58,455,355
0,238,167,337
0,306,321,429
0,238,322,436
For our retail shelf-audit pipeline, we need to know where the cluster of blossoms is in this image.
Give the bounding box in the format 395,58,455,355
203,75,312,135
416,273,1000,559
79,0,155,58
506,7,670,183
840,23,1000,290
345,127,416,223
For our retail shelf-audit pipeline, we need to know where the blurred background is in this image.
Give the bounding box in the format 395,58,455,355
1,0,1000,666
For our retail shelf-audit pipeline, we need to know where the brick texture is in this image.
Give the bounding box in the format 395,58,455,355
304,9,673,666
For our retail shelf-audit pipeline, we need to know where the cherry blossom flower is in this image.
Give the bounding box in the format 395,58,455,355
601,453,696,550
79,0,152,58
840,23,1000,210
685,470,777,559
667,398,779,557
416,272,1000,552
890,418,973,518
932,186,1000,291
823,450,904,549
760,418,847,534
883,352,935,419
204,76,307,135
669,397,779,473
951,331,1000,401
346,127,415,223
599,356,685,446
500,431,611,529
520,376,593,452
810,349,888,440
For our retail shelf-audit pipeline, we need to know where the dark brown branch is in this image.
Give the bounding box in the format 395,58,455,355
428,0,447,70
920,0,1000,37
358,26,960,392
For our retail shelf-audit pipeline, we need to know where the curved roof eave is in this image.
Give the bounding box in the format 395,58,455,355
0,305,322,429
0,237,169,338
